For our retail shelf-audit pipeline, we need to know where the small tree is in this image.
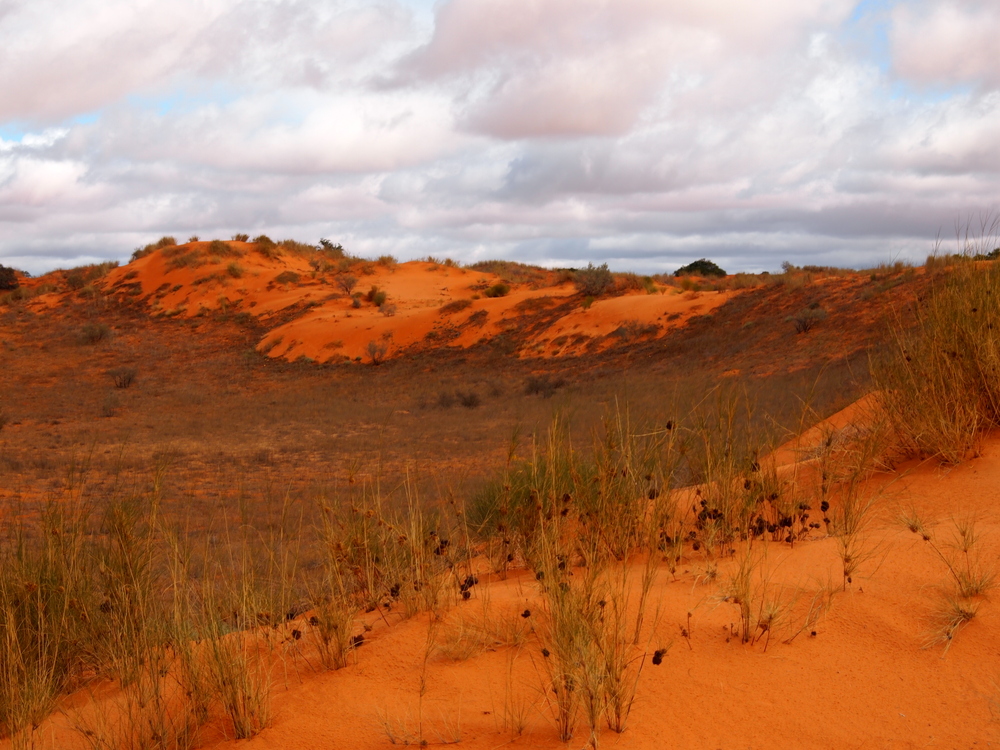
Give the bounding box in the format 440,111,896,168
336,275,358,295
0,264,20,291
674,259,726,278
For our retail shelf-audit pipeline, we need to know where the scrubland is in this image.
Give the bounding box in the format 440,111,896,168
1,237,999,748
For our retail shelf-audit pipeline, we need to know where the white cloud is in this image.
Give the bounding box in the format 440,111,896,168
1,0,999,276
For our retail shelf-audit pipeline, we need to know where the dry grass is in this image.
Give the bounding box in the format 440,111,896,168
873,227,1000,463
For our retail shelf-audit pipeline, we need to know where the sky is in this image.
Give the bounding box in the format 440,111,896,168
1,0,999,276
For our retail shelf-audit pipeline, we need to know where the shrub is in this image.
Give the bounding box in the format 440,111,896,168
65,271,87,290
188,235,199,242
614,272,644,294
468,260,549,286
483,283,510,298
381,303,397,317
109,367,137,389
319,239,346,258
366,340,387,365
252,234,273,245
274,271,301,285
80,322,111,344
574,263,614,297
366,286,387,306
208,240,241,258
278,239,316,255
336,275,358,295
787,307,827,333
674,258,726,278
376,255,397,268
227,262,244,279
232,233,250,242
457,391,481,408
525,374,566,398
0,265,18,291
131,236,177,261
440,299,472,315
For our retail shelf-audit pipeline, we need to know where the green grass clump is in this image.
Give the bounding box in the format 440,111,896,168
483,283,510,298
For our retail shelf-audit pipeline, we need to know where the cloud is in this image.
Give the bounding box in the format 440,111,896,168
891,0,1000,89
1,0,999,276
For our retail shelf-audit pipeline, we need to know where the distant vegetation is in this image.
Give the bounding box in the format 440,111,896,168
674,258,726,278
0,264,18,291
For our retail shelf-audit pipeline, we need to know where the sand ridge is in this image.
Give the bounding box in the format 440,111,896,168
94,243,734,363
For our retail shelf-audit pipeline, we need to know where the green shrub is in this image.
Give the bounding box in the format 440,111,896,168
377,255,397,268
674,258,726,278
227,262,244,279
274,271,300,285
232,233,250,242
483,282,510,298
574,263,614,297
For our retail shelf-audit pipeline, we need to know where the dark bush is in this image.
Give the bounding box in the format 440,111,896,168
274,271,301,285
674,258,726,278
232,233,250,242
79,322,111,344
457,391,481,408
0,265,18,291
483,283,510,298
787,307,827,333
109,367,137,389
574,263,614,297
524,374,567,398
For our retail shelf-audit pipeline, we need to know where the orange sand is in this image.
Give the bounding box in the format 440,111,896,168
12,404,999,749
98,245,733,363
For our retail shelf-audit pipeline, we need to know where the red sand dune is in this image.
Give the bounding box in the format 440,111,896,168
98,244,733,363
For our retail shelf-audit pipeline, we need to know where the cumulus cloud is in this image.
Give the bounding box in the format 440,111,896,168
1,0,999,275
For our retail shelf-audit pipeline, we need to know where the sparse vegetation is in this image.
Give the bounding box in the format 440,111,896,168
574,263,614,297
79,322,111,344
440,298,472,315
109,367,137,389
873,252,1000,462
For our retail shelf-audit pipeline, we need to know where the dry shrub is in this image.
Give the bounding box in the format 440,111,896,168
439,298,472,315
